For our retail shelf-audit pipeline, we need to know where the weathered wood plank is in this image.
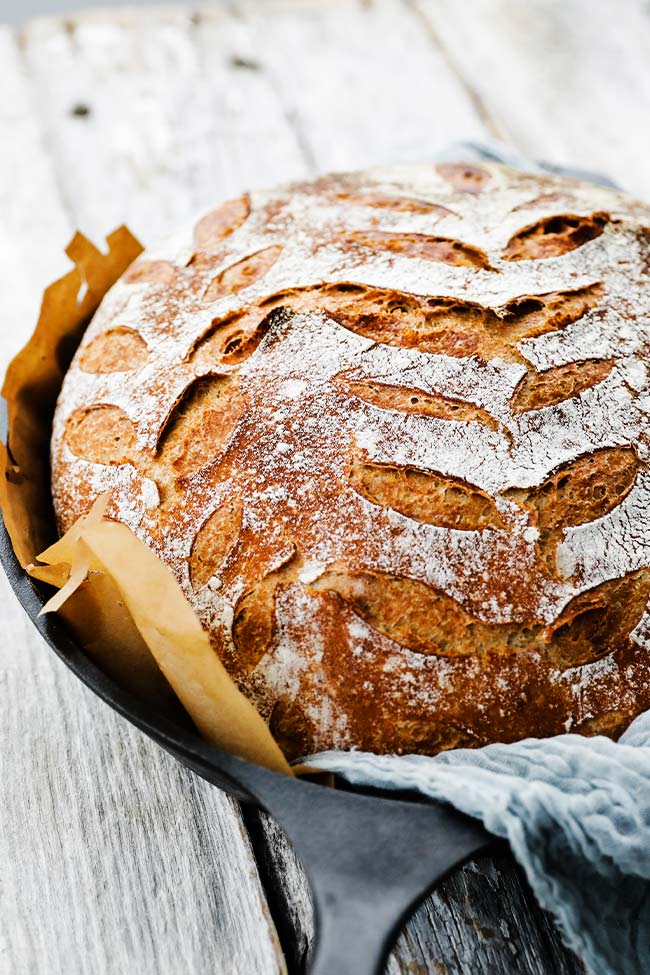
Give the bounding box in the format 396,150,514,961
0,27,71,364
237,0,490,173
413,0,650,198
21,5,310,244
0,610,286,975
0,20,286,975
243,809,315,973
390,853,585,975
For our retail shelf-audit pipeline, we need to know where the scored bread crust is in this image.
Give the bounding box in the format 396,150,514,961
51,162,650,758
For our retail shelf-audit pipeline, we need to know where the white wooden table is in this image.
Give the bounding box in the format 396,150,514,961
2,2,650,971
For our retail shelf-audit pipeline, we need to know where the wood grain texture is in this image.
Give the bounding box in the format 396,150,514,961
0,583,285,975
237,0,490,171
0,27,71,363
21,5,310,244
2,0,645,971
413,0,650,197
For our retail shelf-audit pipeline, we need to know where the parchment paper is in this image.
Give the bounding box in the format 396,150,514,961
0,231,291,776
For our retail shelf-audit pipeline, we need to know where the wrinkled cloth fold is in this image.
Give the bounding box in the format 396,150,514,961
308,711,650,975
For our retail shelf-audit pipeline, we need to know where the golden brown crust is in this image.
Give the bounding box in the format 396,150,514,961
51,162,650,757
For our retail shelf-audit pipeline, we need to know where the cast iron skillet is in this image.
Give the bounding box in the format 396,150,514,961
0,152,618,975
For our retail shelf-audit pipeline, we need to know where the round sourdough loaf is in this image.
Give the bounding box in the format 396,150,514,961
51,163,650,758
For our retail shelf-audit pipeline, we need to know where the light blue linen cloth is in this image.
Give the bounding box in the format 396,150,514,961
308,712,650,975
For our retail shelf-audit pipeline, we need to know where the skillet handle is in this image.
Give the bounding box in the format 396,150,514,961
245,771,492,975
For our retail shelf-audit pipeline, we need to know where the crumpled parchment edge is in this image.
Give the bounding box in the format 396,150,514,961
0,229,291,776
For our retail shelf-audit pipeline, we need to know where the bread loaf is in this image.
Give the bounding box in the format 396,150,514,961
51,162,650,758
